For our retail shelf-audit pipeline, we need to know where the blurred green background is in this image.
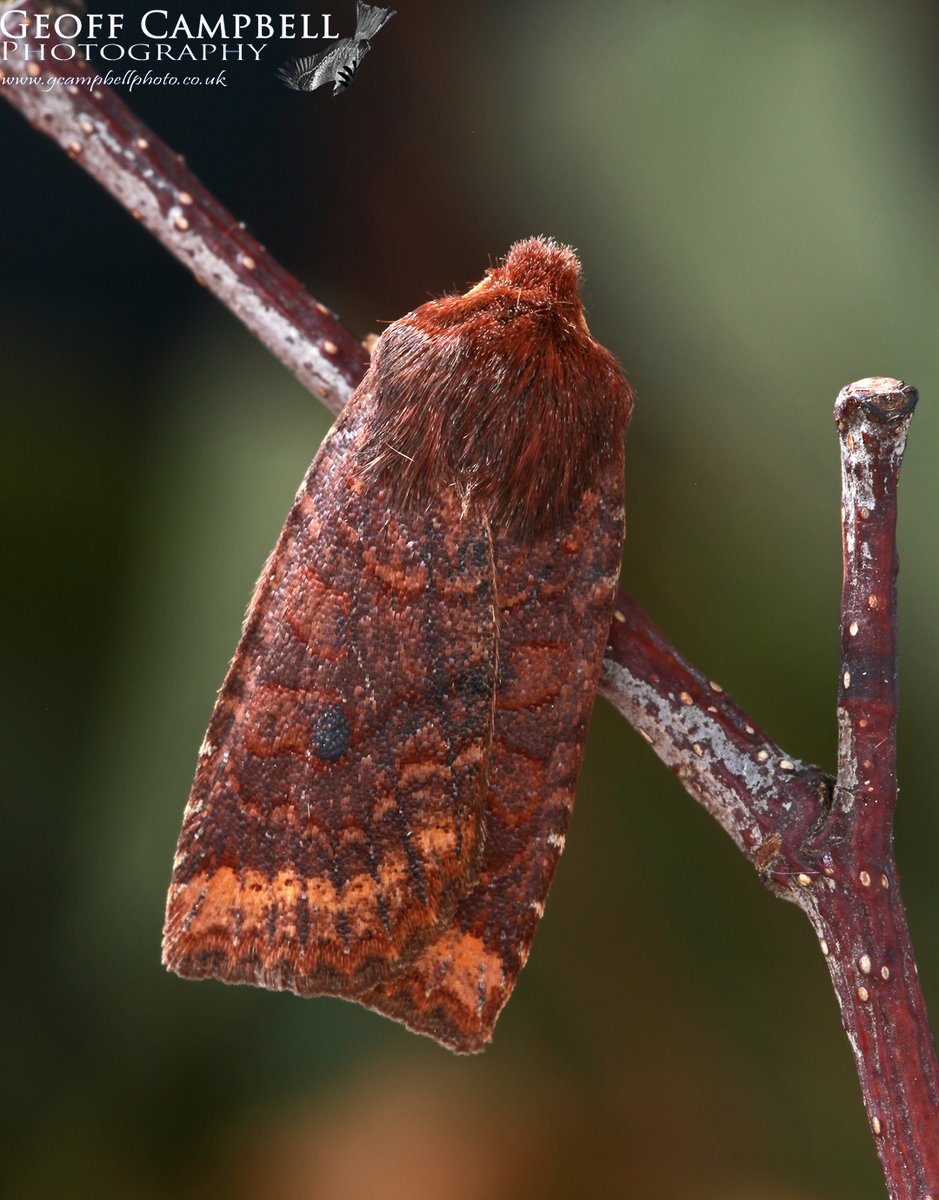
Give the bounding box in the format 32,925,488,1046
3,0,939,1196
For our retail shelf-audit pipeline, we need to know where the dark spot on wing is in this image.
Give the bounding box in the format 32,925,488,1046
313,705,351,762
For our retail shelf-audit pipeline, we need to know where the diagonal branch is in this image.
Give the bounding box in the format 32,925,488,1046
4,10,936,1194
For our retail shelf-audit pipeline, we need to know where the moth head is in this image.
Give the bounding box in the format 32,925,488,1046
466,237,583,308
359,238,633,539
452,240,593,349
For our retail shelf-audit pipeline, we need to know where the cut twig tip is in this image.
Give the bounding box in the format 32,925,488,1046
835,377,918,428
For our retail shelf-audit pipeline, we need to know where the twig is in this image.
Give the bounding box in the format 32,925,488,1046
4,9,936,1193
600,592,831,892
798,379,939,1195
605,378,939,1195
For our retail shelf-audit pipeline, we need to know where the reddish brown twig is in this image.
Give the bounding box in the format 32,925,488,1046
600,591,832,894
601,378,939,1195
799,379,938,1195
3,11,936,1194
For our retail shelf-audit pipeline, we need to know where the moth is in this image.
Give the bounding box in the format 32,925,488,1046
277,0,395,96
163,237,633,1052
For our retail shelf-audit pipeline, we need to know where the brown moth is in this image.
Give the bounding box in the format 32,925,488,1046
163,237,633,1052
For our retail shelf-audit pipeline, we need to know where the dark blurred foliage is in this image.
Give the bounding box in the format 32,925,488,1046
4,1,939,1196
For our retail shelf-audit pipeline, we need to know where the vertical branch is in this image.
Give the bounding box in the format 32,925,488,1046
832,377,914,853
803,867,939,1198
798,378,939,1199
